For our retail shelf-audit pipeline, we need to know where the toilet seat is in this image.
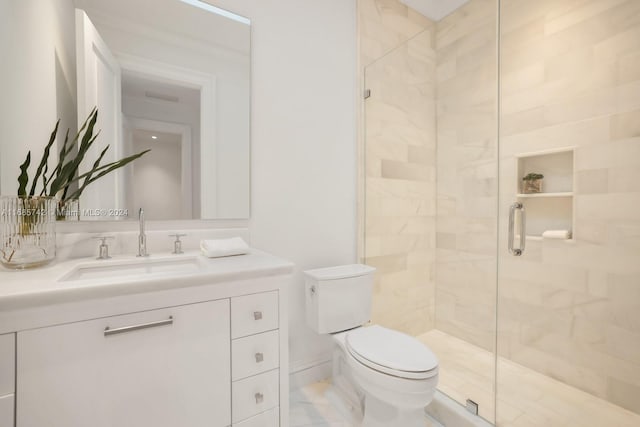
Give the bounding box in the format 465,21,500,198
345,325,438,380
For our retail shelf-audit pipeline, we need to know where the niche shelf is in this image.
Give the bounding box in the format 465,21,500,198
516,192,573,199
515,148,575,241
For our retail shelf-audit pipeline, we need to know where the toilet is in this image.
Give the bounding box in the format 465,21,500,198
304,264,439,427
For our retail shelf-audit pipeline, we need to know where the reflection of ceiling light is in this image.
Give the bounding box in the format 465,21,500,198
178,0,250,25
151,135,158,140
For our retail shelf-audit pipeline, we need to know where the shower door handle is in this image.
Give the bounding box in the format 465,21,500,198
508,202,526,256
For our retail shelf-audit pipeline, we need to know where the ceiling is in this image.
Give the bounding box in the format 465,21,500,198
133,129,181,146
400,0,471,21
121,73,201,110
74,0,250,55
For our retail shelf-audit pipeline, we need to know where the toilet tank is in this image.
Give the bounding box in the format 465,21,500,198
304,264,376,334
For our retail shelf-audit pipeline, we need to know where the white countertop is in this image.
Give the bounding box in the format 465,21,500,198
0,249,294,311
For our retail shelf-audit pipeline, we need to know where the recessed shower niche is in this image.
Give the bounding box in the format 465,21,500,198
515,148,574,240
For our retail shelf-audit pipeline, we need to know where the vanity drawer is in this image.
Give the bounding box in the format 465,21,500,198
0,394,14,427
0,334,15,396
233,407,278,427
231,292,278,338
232,369,279,423
232,330,279,381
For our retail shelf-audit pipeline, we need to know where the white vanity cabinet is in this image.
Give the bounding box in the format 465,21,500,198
0,249,292,427
17,299,232,427
0,333,15,427
230,292,281,425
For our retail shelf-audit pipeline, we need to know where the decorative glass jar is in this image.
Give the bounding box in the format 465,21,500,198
0,196,57,269
523,179,543,194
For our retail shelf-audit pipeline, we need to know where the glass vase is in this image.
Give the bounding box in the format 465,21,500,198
0,196,57,270
523,179,543,194
57,199,80,221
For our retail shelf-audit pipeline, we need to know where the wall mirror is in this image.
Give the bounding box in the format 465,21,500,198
0,0,251,221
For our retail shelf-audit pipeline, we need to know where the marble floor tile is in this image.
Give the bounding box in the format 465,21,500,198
290,380,437,427
290,381,353,427
291,330,640,426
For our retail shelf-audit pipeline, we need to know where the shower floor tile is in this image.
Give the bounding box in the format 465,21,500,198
418,329,640,427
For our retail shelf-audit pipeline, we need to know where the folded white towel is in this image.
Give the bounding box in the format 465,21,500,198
200,237,249,258
542,230,571,240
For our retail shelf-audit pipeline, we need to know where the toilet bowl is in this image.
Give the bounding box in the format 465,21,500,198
304,265,439,427
335,325,438,427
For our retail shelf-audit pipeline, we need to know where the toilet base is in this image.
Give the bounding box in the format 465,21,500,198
362,393,426,427
324,378,364,426
328,328,437,427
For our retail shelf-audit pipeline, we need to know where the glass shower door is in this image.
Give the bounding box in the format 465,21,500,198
496,0,640,426
427,0,500,422
363,0,499,421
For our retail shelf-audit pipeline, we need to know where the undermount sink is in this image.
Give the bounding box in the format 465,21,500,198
59,256,205,282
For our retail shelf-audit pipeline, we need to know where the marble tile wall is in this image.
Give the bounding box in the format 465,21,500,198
360,0,437,336
434,0,499,351
497,0,640,414
359,0,434,68
361,0,640,415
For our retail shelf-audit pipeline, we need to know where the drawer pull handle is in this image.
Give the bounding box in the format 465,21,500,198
255,392,264,404
253,311,263,320
104,316,173,337
255,352,264,363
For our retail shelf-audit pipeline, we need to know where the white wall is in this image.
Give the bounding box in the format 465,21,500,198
216,79,250,219
98,0,359,371
0,0,76,195
212,0,359,370
1,0,359,372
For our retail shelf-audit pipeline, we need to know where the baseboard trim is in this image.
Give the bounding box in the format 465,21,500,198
289,356,332,390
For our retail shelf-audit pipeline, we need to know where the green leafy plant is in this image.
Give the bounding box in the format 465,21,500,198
17,108,150,202
522,173,544,181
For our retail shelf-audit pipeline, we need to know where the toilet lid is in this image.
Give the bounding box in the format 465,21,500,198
345,325,438,379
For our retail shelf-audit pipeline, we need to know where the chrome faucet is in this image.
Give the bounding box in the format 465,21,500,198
94,236,114,260
137,208,148,257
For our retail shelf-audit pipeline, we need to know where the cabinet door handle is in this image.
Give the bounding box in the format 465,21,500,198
255,392,264,404
253,311,263,320
255,352,264,363
104,316,173,337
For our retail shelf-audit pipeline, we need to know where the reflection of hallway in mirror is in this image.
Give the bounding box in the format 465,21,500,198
121,74,200,220
131,129,184,221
